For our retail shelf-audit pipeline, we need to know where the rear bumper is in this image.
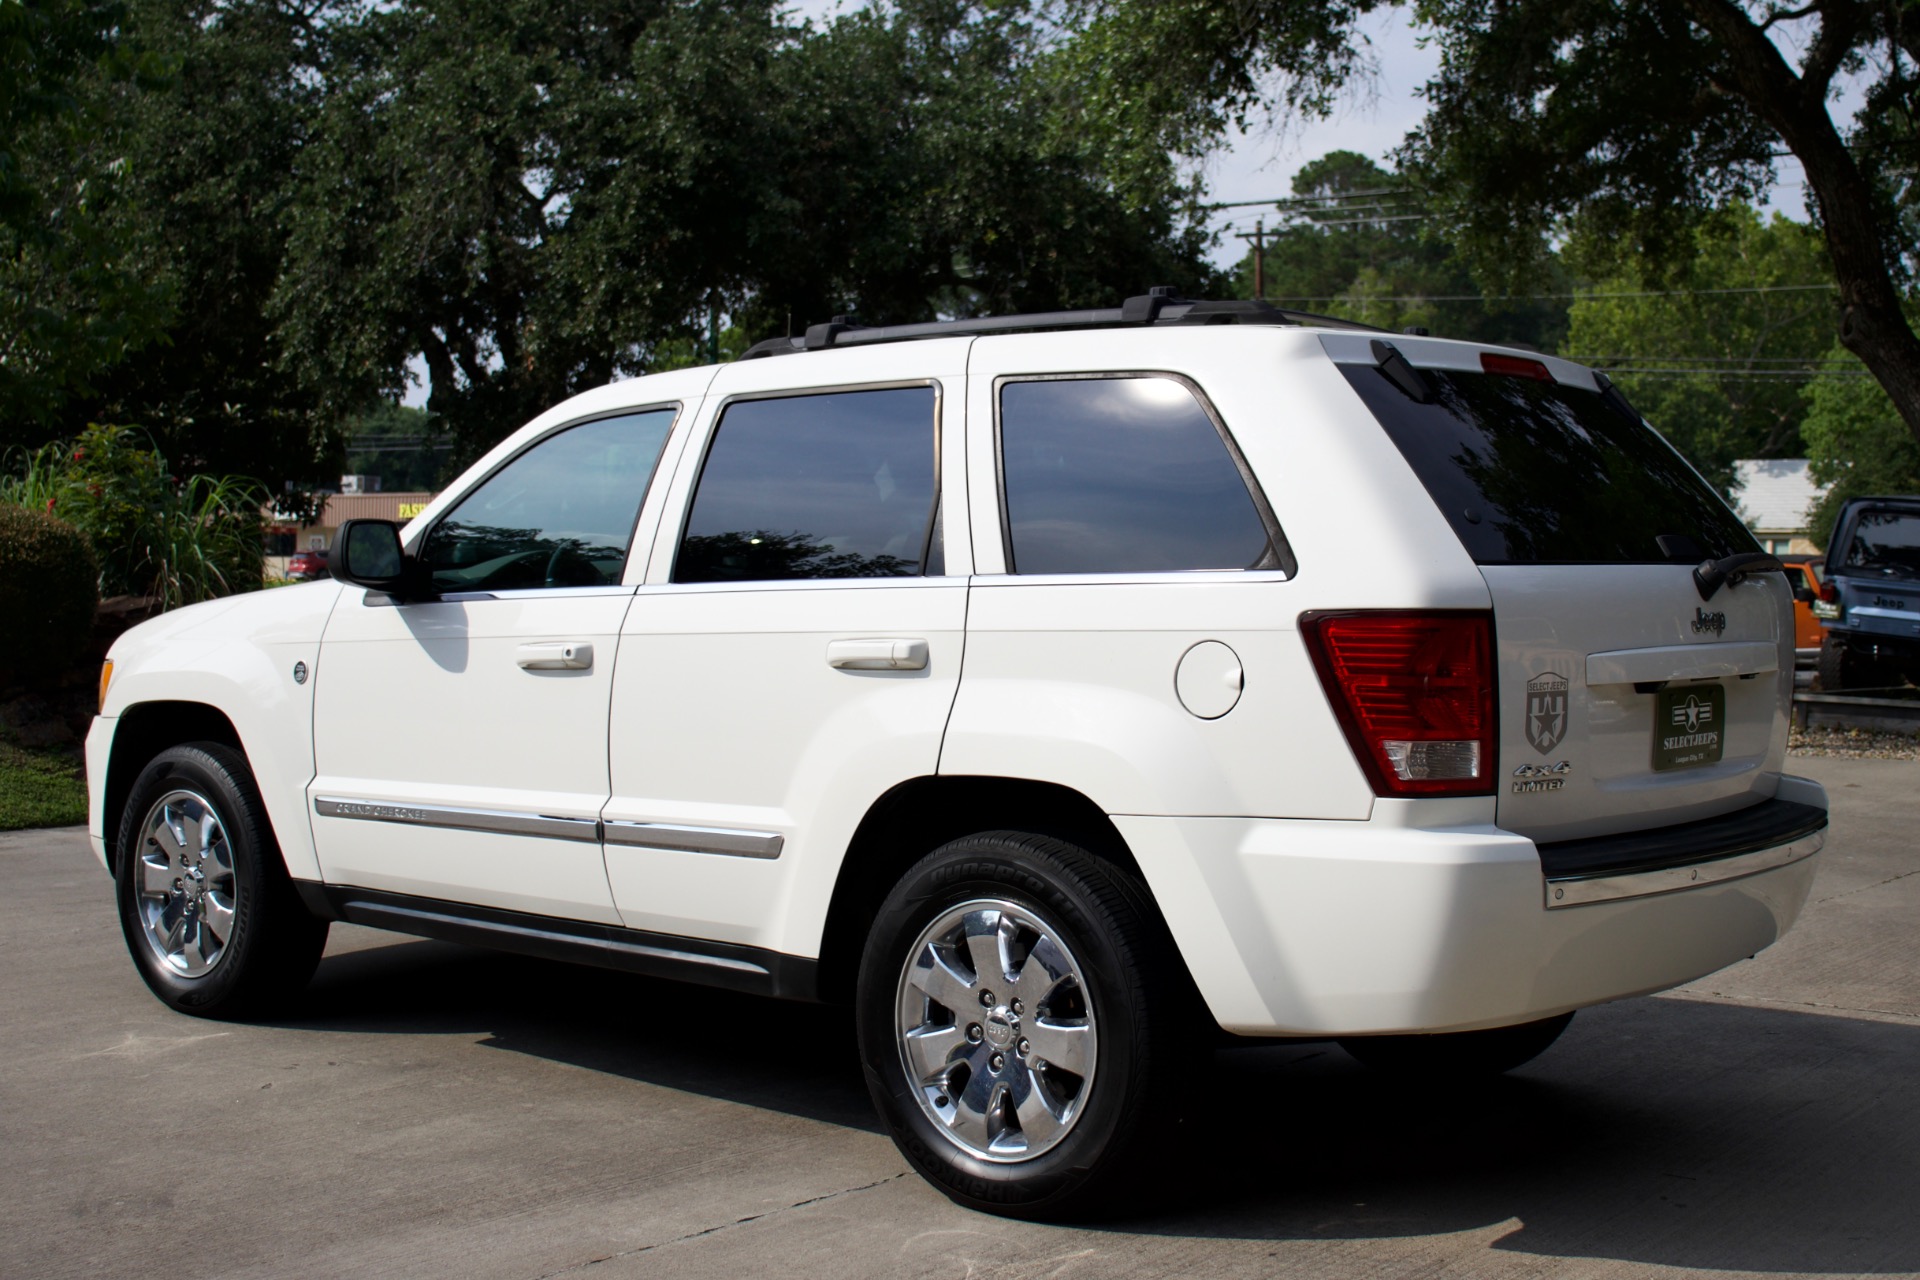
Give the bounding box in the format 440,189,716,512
1115,776,1827,1038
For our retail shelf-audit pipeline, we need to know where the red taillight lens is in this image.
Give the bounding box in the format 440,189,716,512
1302,611,1497,797
1817,580,1838,604
1481,352,1553,381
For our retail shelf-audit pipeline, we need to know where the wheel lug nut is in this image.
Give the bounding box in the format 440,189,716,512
1018,1038,1030,1054
989,1053,1005,1072
1011,999,1024,1015
966,1023,983,1042
979,990,995,1006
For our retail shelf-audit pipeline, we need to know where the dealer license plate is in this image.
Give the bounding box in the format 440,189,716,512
1653,683,1727,772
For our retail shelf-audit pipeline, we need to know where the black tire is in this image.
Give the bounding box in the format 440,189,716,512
1338,1011,1574,1078
115,742,328,1019
1816,637,1884,691
855,831,1191,1220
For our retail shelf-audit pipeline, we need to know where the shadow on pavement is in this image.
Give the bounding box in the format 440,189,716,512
289,933,1920,1274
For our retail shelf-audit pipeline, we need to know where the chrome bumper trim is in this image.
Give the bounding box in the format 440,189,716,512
603,820,785,860
1545,830,1824,908
313,796,600,843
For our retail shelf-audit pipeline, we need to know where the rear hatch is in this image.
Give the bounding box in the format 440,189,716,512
1831,502,1920,644
1332,339,1791,843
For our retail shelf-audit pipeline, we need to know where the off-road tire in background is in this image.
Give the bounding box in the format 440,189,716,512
1338,1011,1575,1078
1816,637,1888,691
115,742,328,1018
856,831,1192,1220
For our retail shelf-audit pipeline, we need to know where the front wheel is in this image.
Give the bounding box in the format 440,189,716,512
115,742,328,1019
1338,1011,1574,1078
855,832,1189,1219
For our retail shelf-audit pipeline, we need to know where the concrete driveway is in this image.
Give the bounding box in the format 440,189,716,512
5,755,1916,1279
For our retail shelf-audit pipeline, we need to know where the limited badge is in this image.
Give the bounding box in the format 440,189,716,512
1524,671,1569,754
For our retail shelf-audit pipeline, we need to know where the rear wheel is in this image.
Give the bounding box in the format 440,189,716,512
856,831,1189,1219
1338,1011,1574,1078
1816,637,1887,691
115,742,328,1018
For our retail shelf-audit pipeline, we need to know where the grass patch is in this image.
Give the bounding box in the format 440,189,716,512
0,742,87,831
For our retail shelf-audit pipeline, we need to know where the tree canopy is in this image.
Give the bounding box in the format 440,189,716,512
1062,0,1920,453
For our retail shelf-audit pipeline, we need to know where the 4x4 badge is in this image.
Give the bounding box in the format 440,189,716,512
1525,672,1569,754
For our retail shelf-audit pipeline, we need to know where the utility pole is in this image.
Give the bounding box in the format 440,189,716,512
1234,219,1269,300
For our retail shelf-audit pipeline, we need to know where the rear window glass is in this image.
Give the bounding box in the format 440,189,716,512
998,376,1279,575
1838,508,1920,581
1339,364,1757,565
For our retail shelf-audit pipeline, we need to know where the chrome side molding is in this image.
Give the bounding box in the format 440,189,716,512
314,796,600,843
1545,830,1824,908
603,820,785,860
314,796,784,858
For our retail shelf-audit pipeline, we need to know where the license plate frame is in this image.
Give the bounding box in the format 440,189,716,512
1653,682,1727,772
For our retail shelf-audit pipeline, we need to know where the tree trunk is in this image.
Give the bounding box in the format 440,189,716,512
1685,0,1920,454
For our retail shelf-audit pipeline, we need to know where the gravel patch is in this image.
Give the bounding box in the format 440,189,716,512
1789,726,1920,760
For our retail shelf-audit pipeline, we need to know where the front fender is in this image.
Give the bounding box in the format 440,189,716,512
96,582,346,880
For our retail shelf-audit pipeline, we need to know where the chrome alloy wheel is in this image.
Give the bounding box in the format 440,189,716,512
133,790,237,978
894,898,1098,1162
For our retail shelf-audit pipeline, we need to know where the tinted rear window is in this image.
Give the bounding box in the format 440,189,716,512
1340,364,1757,565
998,376,1279,575
1838,507,1920,581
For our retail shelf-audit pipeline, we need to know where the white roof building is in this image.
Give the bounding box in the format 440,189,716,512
1731,458,1829,554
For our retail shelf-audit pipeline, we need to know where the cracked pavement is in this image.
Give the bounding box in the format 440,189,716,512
4,754,1915,1279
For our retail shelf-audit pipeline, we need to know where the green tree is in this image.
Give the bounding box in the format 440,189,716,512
1047,1,1920,453
70,0,344,488
1234,150,1568,350
1563,206,1836,490
341,402,449,493
0,0,173,444
1802,347,1920,540
273,0,1217,465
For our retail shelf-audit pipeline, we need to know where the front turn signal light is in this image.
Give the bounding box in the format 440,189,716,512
98,659,113,713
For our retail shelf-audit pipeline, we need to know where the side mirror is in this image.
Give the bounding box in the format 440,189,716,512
330,519,416,596
1792,584,1816,603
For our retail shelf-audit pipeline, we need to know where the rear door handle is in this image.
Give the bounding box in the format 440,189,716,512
516,641,594,671
826,638,929,671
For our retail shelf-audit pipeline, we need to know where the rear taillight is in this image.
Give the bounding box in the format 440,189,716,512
1302,611,1497,798
1817,579,1838,604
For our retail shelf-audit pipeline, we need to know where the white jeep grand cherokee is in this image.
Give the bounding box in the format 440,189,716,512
88,292,1828,1218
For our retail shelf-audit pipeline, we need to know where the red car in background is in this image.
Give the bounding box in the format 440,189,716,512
287,549,330,581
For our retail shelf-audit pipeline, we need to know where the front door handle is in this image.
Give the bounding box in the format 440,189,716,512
826,638,929,671
516,641,594,671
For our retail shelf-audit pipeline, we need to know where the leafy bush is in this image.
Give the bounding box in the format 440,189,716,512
0,502,99,683
1,423,266,606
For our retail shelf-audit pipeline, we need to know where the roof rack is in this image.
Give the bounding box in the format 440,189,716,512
738,286,1390,359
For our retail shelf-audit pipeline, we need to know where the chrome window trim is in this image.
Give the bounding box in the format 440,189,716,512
603,820,785,860
991,371,1296,578
668,379,945,584
314,796,600,844
1544,830,1824,908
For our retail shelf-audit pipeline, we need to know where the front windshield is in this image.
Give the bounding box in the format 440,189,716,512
1840,508,1920,581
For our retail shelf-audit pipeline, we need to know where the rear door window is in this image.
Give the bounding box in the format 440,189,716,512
674,386,938,583
1339,364,1757,564
997,375,1282,575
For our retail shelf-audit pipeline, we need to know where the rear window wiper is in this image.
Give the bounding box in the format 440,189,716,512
1693,551,1784,601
